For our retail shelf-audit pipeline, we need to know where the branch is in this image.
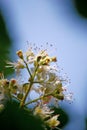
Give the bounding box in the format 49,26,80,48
24,93,52,106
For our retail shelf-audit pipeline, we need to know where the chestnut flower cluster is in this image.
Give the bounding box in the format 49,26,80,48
0,46,72,130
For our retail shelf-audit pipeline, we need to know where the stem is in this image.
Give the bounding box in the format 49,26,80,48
12,94,21,102
24,93,52,106
32,81,43,84
23,60,32,77
33,81,51,84
20,82,33,107
55,127,62,130
20,64,39,108
32,64,39,78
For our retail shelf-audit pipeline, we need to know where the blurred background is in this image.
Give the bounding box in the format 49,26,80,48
0,0,87,130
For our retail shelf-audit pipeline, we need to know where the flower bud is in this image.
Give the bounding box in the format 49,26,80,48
56,93,64,100
10,78,17,86
37,56,42,62
2,79,9,88
17,93,23,99
51,57,57,62
16,50,23,59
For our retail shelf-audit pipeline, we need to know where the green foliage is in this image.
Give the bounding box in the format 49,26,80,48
86,118,87,130
74,0,87,18
0,12,13,76
0,100,44,130
53,107,69,129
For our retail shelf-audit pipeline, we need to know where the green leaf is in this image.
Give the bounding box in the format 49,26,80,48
0,12,13,76
0,100,45,130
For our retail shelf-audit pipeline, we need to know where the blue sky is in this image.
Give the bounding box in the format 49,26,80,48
1,0,87,129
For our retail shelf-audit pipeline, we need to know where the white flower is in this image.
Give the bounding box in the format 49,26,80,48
25,48,35,63
36,50,48,59
6,59,25,72
46,115,60,128
34,104,54,119
64,93,73,102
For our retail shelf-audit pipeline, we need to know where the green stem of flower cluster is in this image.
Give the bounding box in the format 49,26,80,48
12,94,21,101
20,82,33,107
24,93,52,106
20,62,39,108
23,60,32,77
